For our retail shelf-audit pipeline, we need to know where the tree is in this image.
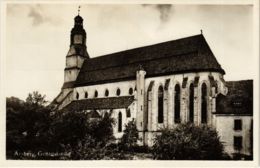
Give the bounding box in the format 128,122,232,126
26,91,47,107
6,92,52,159
152,124,225,160
88,112,115,145
120,120,139,151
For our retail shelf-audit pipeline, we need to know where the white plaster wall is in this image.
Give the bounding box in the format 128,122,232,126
66,55,85,68
75,80,136,99
64,69,79,82
66,56,77,67
65,55,85,83
215,115,253,156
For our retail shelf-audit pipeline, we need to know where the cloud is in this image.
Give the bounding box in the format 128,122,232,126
142,4,173,23
28,5,60,26
28,6,45,26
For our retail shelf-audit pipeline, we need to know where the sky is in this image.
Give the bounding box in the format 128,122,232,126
5,3,255,102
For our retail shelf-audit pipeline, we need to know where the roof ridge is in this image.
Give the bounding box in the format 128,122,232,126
90,34,203,59
80,50,198,73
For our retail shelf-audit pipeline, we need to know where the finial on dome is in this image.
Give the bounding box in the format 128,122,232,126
200,29,203,34
78,5,81,16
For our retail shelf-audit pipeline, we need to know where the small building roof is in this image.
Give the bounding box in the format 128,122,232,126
68,34,224,88
216,80,253,115
63,96,134,112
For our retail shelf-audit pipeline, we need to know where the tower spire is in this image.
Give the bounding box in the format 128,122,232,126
78,5,81,16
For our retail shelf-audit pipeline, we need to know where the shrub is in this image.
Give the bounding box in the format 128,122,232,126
152,123,225,160
119,120,139,152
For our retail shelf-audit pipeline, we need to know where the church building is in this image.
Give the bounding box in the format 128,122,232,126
52,14,253,159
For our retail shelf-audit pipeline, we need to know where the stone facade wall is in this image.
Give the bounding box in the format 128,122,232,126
69,71,226,143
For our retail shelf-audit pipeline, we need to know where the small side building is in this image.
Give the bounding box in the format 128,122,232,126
214,80,253,159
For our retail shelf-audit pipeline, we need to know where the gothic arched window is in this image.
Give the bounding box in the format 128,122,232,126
189,83,194,123
85,92,88,98
158,85,164,124
118,112,122,132
201,83,207,123
105,89,109,97
174,84,181,123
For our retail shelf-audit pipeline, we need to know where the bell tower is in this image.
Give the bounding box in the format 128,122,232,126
63,8,89,89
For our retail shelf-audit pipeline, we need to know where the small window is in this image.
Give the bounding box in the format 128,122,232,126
234,119,242,131
234,136,243,150
105,89,109,97
127,108,131,118
76,92,79,99
215,84,218,94
85,92,88,98
129,88,133,95
116,88,121,96
94,90,98,98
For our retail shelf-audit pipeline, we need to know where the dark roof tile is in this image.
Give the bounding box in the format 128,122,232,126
72,34,224,87
216,80,253,115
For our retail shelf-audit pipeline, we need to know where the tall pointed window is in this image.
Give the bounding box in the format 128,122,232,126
174,84,181,123
118,112,122,132
189,83,194,123
201,83,207,123
158,86,164,123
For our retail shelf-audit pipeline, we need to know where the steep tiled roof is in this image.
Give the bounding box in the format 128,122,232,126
72,34,224,87
63,96,134,111
216,80,253,115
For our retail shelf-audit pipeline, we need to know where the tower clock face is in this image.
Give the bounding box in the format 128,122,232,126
74,34,83,44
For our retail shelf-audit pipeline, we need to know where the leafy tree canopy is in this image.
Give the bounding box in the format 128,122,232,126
152,123,225,160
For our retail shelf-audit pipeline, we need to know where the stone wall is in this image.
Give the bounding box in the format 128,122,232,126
62,71,226,145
